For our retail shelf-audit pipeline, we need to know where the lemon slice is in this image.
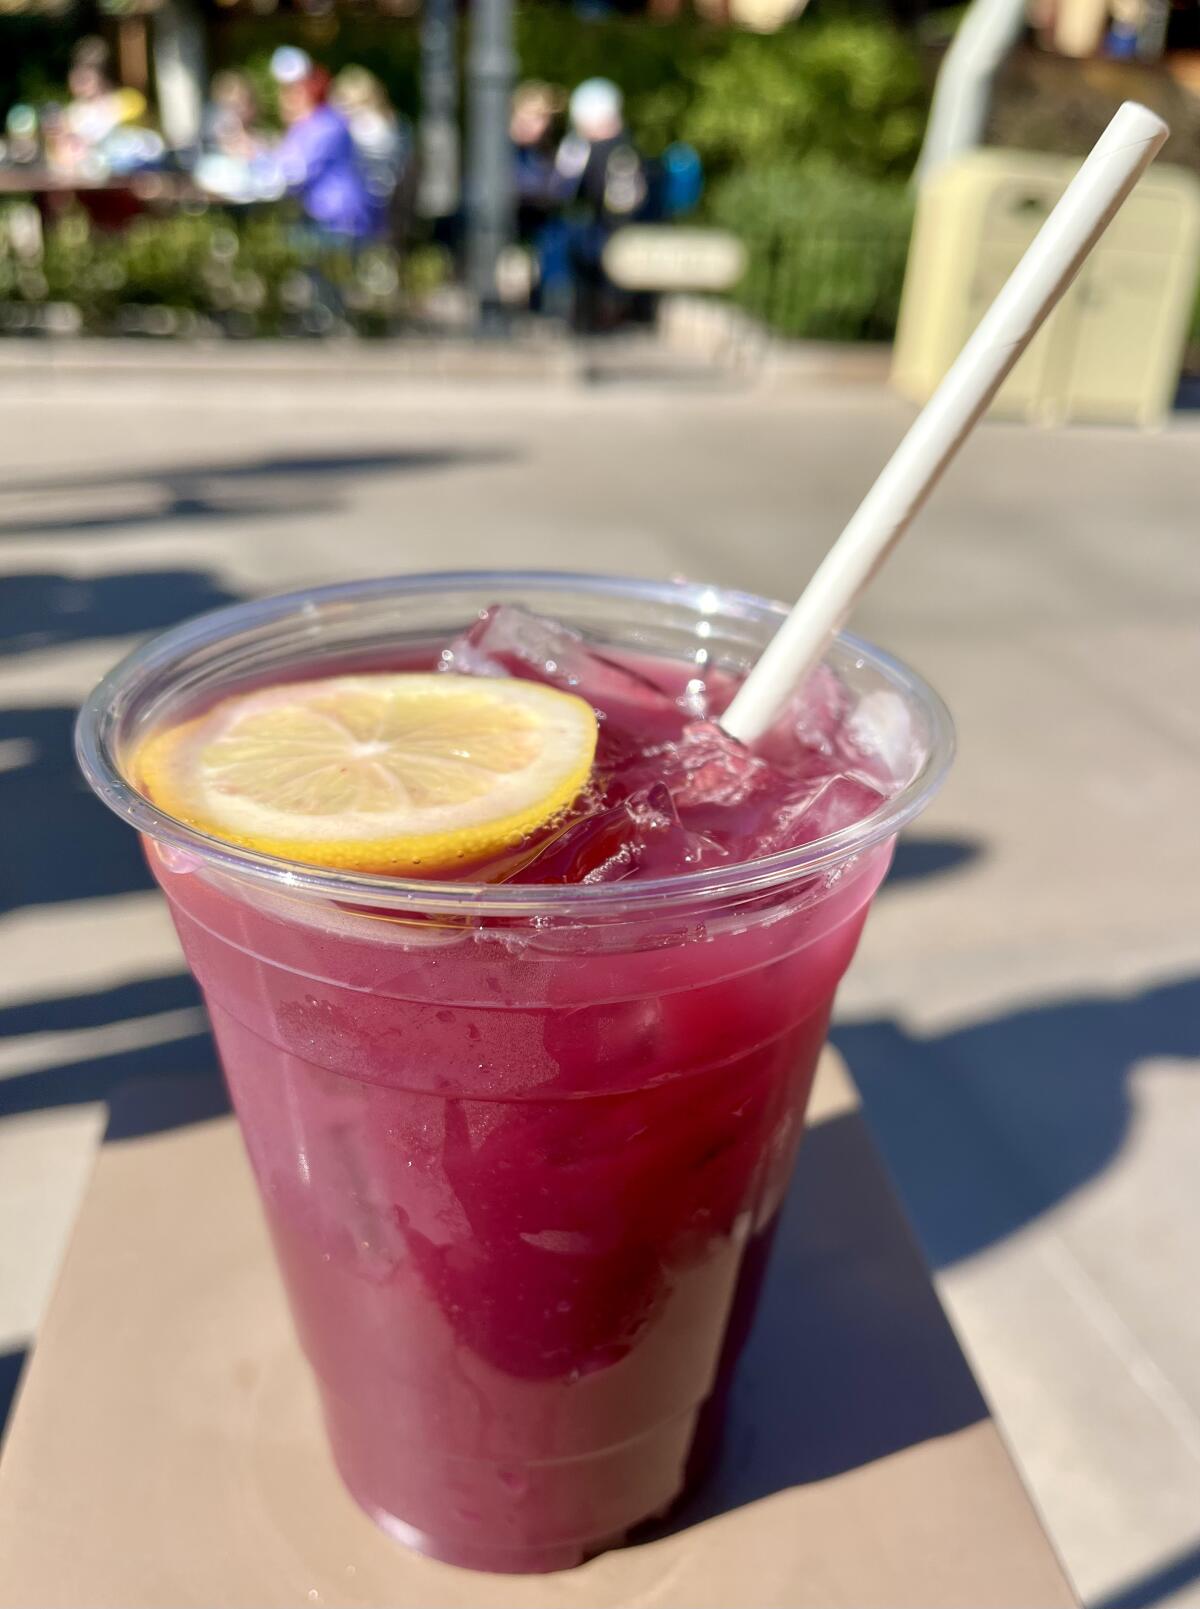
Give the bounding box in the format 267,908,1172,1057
134,673,598,875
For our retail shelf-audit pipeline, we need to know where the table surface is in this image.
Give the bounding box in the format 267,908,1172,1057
0,166,209,201
0,1050,1075,1609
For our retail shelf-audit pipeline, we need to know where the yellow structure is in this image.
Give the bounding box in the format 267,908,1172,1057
893,149,1200,425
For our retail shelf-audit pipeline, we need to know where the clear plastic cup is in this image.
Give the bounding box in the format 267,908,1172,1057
77,572,953,1573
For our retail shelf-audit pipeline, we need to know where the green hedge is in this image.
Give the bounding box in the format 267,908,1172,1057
673,19,927,181
0,203,448,336
709,162,914,341
0,168,917,345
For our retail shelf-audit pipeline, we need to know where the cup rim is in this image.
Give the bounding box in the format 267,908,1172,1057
75,569,956,916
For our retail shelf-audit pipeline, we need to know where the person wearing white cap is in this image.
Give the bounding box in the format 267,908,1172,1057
567,78,623,143
554,77,648,329
269,47,313,87
267,50,380,242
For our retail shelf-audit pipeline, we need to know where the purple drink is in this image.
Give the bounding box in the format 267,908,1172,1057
77,574,952,1572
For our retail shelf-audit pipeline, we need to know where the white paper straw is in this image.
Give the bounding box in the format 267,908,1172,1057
720,101,1169,746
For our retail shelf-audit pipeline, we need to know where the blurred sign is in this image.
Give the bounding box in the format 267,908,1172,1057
694,0,812,29
603,227,747,293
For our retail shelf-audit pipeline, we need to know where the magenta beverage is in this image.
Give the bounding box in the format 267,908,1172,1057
77,574,952,1573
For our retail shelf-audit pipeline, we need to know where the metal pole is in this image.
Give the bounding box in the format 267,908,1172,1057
153,0,206,155
465,0,515,329
417,0,460,220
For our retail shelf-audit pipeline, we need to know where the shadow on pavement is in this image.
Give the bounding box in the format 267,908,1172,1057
0,447,516,540
1094,1538,1200,1609
0,972,202,1042
0,1002,221,1130
886,833,980,886
0,565,244,913
3,447,513,495
0,975,219,1136
834,975,1200,1270
0,494,337,541
0,570,241,657
1,703,160,914
102,1070,231,1141
648,1104,987,1535
0,1349,27,1443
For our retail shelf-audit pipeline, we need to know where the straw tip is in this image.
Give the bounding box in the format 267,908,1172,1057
1112,100,1170,144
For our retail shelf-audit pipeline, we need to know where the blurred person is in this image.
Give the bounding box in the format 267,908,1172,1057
331,66,410,216
511,80,566,229
195,70,272,203
60,37,147,175
557,79,648,228
64,37,117,149
555,78,650,330
510,81,572,313
271,51,381,244
203,70,264,160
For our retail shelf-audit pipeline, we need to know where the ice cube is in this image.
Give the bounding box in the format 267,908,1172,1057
752,664,855,775
614,721,771,808
669,722,773,808
512,783,726,884
611,720,794,860
440,605,676,712
755,773,889,855
843,689,917,784
438,605,568,682
440,605,686,767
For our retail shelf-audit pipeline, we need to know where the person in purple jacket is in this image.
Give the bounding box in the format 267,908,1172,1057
271,48,381,243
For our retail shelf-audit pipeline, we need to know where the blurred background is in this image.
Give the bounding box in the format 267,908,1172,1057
0,0,1197,359
1,0,1199,1606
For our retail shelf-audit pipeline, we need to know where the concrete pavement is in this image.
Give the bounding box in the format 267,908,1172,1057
0,357,1197,1606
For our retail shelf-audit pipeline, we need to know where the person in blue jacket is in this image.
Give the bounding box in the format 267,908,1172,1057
271,48,381,244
